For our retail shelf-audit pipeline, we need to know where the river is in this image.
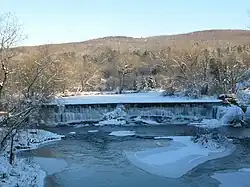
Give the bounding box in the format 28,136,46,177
20,125,250,187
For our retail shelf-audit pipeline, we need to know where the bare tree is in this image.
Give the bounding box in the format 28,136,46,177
210,46,250,94
0,13,60,165
0,13,23,103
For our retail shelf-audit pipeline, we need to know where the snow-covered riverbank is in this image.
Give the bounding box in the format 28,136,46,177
0,129,64,187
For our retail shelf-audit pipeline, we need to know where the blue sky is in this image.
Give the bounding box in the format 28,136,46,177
1,0,250,46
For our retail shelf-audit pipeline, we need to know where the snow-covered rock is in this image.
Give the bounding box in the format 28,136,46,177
109,131,135,137
133,116,160,125
73,124,90,128
189,105,245,129
96,119,127,126
96,105,128,126
103,105,127,120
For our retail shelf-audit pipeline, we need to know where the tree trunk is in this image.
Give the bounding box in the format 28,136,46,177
9,131,15,165
232,79,236,94
118,72,124,94
80,76,84,92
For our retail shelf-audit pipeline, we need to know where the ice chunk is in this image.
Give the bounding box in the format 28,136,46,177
125,136,234,178
88,130,99,133
109,131,135,137
189,119,226,129
238,168,250,172
134,116,160,125
97,119,127,126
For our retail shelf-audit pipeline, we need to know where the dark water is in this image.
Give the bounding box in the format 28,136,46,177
21,125,250,187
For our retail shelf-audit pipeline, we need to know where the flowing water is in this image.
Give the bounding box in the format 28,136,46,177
21,125,250,187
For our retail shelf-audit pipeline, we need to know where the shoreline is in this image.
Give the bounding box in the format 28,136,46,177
0,129,64,187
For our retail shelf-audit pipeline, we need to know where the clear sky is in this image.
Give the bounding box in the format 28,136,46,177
1,0,250,46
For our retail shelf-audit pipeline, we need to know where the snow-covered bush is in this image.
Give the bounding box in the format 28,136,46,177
237,90,250,105
192,132,229,149
216,105,244,125
244,106,250,123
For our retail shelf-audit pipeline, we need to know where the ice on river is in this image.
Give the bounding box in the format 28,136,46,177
33,157,68,175
52,91,221,105
109,131,135,137
88,130,99,133
125,136,234,178
212,168,250,187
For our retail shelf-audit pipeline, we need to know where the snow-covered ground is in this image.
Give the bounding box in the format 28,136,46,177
212,168,250,187
0,129,64,187
125,136,234,178
51,91,221,105
14,129,64,151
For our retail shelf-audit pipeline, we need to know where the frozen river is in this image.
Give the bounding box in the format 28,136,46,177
21,125,250,187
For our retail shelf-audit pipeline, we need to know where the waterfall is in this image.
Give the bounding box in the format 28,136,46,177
40,103,220,126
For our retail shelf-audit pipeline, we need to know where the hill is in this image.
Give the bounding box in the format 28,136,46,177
17,29,250,55
7,29,250,96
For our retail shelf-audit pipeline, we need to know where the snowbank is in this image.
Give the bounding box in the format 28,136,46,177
212,168,250,187
0,129,64,187
109,131,135,137
0,156,46,187
13,129,64,151
125,136,234,178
